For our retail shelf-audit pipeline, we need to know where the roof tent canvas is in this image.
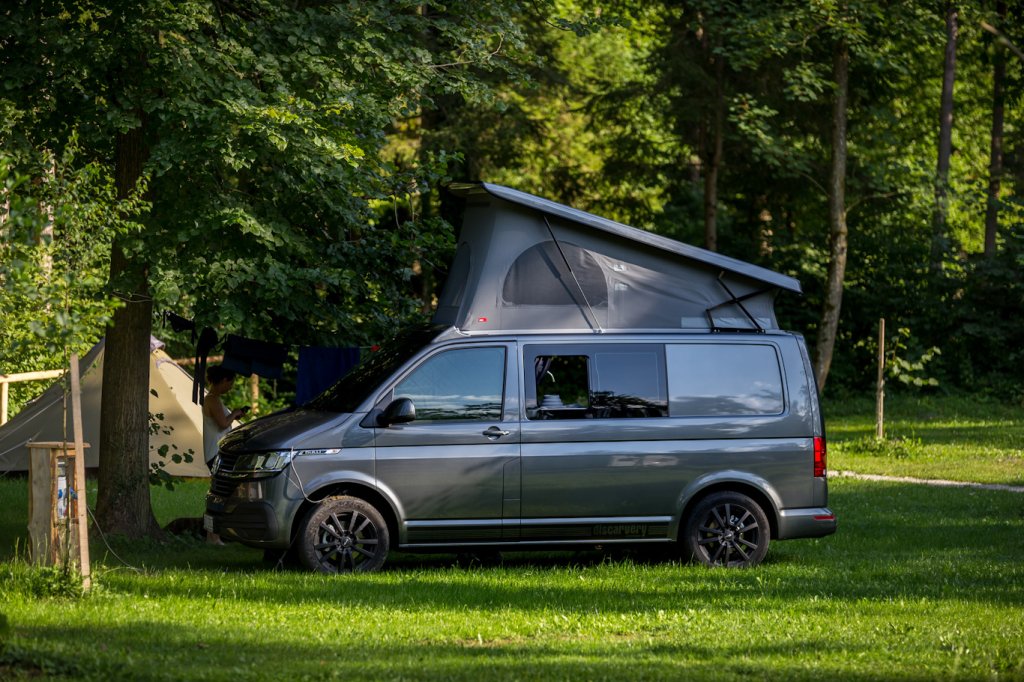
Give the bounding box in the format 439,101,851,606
0,338,211,477
434,183,801,333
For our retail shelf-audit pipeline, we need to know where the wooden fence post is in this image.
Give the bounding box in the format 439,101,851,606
875,318,885,440
250,374,260,415
69,353,90,590
24,354,90,590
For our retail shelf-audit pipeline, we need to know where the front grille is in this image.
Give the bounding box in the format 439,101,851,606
210,476,238,498
216,449,244,473
210,449,243,497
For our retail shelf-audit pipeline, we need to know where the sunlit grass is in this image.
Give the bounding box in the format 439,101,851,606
2,475,1023,680
2,394,1023,679
826,394,1024,484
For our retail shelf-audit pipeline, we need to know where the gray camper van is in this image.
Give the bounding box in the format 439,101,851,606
204,184,836,571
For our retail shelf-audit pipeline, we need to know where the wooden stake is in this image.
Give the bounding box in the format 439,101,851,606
875,318,885,440
250,374,259,415
69,354,91,591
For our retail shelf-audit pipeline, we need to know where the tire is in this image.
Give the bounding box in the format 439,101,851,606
298,496,390,574
685,492,770,568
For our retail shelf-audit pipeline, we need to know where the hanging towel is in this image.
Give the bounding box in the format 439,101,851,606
193,327,219,405
222,334,288,379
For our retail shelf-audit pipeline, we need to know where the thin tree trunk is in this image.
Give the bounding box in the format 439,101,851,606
814,38,850,391
703,45,724,252
95,124,160,538
984,1,1006,258
931,2,958,268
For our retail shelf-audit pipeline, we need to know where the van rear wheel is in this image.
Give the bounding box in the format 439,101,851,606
299,496,390,574
685,492,769,568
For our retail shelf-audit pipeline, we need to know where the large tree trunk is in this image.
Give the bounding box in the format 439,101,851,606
95,125,160,538
703,41,725,252
813,38,850,391
984,1,1006,258
931,2,958,268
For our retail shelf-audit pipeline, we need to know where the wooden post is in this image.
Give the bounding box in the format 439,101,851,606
69,354,91,590
24,357,90,589
27,442,89,566
875,318,885,440
1,380,7,425
250,374,260,415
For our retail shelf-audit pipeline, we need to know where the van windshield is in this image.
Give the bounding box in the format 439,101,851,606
307,325,444,413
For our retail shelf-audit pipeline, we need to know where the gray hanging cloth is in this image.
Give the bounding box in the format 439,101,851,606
193,326,219,406
221,334,288,379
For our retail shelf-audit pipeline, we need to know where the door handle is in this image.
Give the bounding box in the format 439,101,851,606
483,426,510,440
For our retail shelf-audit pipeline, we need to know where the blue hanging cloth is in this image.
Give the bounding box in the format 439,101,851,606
296,347,361,405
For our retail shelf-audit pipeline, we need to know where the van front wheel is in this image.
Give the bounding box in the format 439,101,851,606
299,496,390,574
685,492,769,568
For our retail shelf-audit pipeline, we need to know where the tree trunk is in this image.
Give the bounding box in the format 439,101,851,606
931,2,958,268
813,38,850,391
95,124,160,538
984,1,1006,258
703,43,724,252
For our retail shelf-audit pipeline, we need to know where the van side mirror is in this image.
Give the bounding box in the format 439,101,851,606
378,397,416,427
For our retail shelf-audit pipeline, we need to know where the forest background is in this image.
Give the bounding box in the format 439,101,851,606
1,0,1022,536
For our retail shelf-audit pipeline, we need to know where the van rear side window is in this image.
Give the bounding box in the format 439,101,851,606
525,344,668,420
666,344,784,416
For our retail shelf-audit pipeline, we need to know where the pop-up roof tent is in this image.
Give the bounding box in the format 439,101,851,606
434,183,801,333
0,338,211,477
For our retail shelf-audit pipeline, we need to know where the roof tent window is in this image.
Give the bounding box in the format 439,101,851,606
502,241,608,306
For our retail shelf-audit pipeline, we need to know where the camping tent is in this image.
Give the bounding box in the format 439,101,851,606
436,183,802,333
0,337,211,477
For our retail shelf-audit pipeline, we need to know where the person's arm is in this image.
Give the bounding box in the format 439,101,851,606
204,394,239,430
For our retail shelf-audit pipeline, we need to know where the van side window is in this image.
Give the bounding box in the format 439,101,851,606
525,344,668,420
394,347,505,421
666,344,784,416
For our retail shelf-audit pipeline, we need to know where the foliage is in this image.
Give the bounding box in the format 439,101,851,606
0,557,86,600
2,1,544,534
1,1,539,353
423,0,1023,398
0,139,145,411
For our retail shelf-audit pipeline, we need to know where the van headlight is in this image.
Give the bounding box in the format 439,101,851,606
232,450,294,474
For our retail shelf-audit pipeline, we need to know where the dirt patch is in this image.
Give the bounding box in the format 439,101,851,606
833,470,1024,493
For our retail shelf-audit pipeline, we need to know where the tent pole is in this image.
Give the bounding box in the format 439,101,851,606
542,214,603,333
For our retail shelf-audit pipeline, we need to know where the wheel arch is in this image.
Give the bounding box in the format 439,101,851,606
289,481,401,548
677,478,780,541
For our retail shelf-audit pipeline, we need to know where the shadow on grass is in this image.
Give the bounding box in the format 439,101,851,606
66,480,1018,615
4,479,1024,612
5,619,882,682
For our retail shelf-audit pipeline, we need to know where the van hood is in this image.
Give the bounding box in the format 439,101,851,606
219,408,350,452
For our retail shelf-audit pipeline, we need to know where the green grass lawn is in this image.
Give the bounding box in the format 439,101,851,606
1,394,1022,680
827,394,1024,485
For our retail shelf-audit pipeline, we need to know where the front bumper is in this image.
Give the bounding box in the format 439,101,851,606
777,507,837,539
205,498,280,544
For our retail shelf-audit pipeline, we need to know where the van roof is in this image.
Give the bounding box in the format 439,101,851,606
449,183,802,294
438,183,801,334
